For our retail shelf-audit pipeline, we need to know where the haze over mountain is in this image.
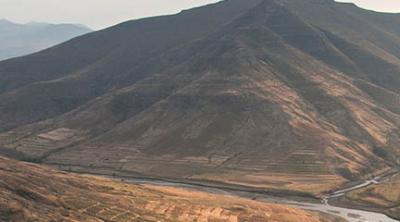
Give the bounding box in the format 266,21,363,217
0,19,91,61
1,0,400,197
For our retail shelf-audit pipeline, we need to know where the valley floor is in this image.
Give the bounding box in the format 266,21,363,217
48,162,400,222
339,172,400,220
0,156,343,222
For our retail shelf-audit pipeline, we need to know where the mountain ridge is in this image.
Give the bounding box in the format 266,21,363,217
1,0,400,195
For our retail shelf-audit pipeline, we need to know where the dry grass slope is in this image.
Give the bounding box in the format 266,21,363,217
0,157,343,222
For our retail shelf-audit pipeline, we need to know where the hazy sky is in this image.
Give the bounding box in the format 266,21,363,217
1,0,400,30
336,0,400,13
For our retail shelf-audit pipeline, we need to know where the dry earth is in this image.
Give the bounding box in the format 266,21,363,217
344,174,400,220
0,157,344,222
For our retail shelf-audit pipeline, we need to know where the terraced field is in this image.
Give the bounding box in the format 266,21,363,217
1,128,83,160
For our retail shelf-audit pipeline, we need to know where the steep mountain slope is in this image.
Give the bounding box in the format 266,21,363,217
0,19,91,61
0,0,262,125
1,0,400,195
0,157,342,222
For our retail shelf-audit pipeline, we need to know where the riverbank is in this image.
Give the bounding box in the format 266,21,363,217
325,167,400,221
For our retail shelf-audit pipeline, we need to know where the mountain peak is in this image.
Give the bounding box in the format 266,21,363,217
1,0,400,196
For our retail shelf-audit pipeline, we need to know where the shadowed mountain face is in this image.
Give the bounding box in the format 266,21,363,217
1,0,400,195
0,19,91,61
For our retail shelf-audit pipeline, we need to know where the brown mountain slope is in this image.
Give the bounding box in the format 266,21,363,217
1,0,400,195
0,157,342,222
0,0,263,130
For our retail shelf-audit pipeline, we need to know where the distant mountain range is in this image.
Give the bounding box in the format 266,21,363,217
1,0,400,197
0,19,91,60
